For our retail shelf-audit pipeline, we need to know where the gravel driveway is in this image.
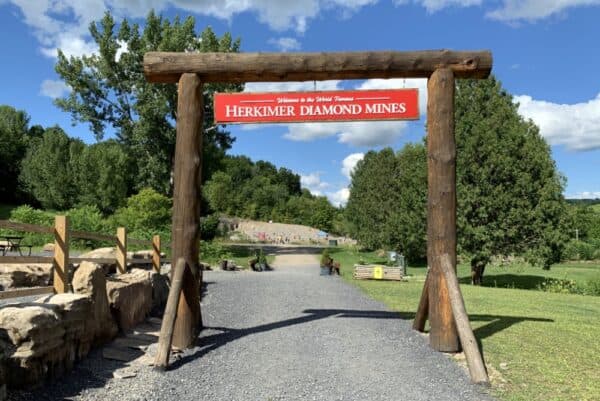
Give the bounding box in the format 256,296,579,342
9,251,493,401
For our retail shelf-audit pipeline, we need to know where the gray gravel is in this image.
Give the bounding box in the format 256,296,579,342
9,255,494,401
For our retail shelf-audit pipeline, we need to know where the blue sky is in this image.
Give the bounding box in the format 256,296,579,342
1,0,599,205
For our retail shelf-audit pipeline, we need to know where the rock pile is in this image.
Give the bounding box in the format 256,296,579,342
0,257,169,393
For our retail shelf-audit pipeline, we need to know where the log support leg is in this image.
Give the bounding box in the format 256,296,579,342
171,73,204,349
426,68,460,352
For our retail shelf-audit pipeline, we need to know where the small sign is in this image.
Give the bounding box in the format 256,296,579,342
373,266,384,280
214,89,419,124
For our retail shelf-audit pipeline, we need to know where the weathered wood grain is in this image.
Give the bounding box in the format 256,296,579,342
426,68,460,352
144,50,492,83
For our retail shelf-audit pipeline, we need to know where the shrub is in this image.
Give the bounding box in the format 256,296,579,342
320,248,331,267
584,277,600,296
200,214,220,241
110,188,171,232
537,278,583,295
5,205,54,246
67,205,110,248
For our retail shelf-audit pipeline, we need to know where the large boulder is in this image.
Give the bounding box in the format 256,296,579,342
106,269,153,331
77,247,118,274
72,262,118,345
0,264,52,290
36,294,92,369
0,304,65,386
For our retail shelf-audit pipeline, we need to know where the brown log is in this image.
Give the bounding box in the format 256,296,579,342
439,253,489,385
70,230,115,243
413,272,429,332
171,73,204,349
154,257,186,370
144,50,492,83
0,256,53,264
53,215,69,294
426,68,460,352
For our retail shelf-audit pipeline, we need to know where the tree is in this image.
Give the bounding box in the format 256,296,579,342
54,11,242,195
455,77,566,283
19,126,84,210
345,148,400,250
387,143,427,262
0,106,32,202
73,140,129,213
345,145,427,262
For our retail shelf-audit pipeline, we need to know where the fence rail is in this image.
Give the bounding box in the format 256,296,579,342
0,217,164,300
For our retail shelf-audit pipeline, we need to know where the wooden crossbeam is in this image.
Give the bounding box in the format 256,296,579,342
144,50,492,83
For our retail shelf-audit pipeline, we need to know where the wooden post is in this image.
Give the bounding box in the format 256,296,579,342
154,257,186,370
426,68,460,352
116,227,127,274
152,235,161,274
439,253,489,385
413,273,429,332
53,215,69,294
171,73,204,349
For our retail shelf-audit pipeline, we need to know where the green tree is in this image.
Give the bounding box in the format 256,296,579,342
387,143,428,261
111,188,171,231
455,77,566,283
19,126,84,210
345,148,399,250
0,106,32,201
74,140,129,213
54,11,242,195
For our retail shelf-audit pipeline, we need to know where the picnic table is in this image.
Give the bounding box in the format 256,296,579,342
0,236,32,256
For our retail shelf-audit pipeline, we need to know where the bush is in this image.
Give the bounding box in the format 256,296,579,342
4,205,54,246
537,278,583,295
110,188,171,232
320,248,331,267
67,205,110,248
584,277,600,296
200,241,231,264
200,214,220,241
562,240,598,261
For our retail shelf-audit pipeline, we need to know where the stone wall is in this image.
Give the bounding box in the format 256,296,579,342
0,261,169,393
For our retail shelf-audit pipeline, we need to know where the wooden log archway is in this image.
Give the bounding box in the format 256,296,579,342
143,50,492,380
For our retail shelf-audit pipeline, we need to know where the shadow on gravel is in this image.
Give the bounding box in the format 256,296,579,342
170,308,401,370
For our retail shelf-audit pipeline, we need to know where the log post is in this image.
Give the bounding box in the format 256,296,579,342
171,73,204,349
155,257,186,370
53,215,69,294
116,227,127,275
439,253,489,385
413,272,430,332
152,235,161,274
426,68,460,352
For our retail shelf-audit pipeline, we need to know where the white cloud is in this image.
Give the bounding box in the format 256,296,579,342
283,120,409,147
486,0,600,22
300,172,329,195
268,37,301,52
515,93,600,151
39,79,69,99
567,191,600,199
394,0,482,13
327,187,350,207
341,153,364,179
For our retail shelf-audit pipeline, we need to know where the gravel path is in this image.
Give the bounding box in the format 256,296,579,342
9,251,493,401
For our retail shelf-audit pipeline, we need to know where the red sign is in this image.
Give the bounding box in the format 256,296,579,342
214,89,419,124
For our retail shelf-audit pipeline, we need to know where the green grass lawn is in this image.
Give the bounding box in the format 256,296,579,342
330,247,600,401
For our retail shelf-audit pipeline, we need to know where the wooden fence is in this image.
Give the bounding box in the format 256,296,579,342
0,216,164,300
